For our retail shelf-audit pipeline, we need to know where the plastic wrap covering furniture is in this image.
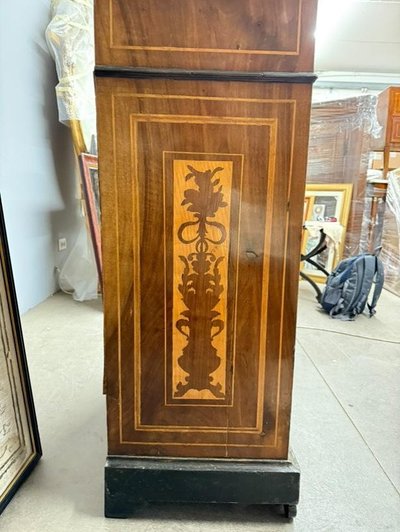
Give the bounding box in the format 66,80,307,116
307,96,381,257
304,221,344,255
45,0,95,124
58,222,98,301
381,170,400,296
46,0,98,301
362,174,388,254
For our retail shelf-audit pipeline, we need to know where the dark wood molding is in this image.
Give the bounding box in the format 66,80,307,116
95,66,317,84
105,455,300,518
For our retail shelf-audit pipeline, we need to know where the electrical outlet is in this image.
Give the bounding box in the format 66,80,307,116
58,237,67,252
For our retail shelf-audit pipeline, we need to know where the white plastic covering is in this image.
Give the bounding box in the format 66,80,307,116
304,221,344,256
46,0,98,301
307,95,381,257
381,170,400,296
58,222,98,301
46,0,95,124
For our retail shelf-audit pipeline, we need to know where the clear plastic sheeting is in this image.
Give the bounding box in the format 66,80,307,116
58,221,98,301
361,172,388,254
381,170,400,296
46,0,98,301
45,0,95,124
304,221,344,256
307,95,381,257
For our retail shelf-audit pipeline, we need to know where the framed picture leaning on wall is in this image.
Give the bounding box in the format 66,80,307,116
79,153,102,283
0,198,41,515
301,184,353,282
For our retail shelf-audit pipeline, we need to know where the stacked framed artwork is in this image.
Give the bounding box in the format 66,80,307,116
79,154,102,283
95,0,318,519
0,199,41,515
301,184,353,282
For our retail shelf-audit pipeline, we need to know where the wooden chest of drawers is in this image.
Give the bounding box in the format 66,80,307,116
95,0,317,519
372,87,400,176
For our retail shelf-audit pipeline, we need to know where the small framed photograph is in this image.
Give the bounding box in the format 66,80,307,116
79,154,102,283
0,198,41,514
312,203,326,221
301,184,353,281
304,184,353,225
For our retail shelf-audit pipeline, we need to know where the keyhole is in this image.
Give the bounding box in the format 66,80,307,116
246,250,258,259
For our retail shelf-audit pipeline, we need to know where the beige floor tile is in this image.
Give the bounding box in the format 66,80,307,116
0,289,399,531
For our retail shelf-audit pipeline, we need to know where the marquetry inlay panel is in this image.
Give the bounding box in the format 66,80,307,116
172,158,234,401
97,77,312,459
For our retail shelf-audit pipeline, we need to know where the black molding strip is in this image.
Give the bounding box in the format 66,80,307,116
95,66,317,84
105,455,300,518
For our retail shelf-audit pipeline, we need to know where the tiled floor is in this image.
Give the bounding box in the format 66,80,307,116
1,284,399,531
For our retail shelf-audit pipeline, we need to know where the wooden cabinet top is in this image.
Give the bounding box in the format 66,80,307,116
372,86,400,150
95,0,317,72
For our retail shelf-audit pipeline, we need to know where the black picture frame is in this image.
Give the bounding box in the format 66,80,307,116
0,197,42,515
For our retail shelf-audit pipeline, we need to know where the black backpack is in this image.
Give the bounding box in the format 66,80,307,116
320,254,384,320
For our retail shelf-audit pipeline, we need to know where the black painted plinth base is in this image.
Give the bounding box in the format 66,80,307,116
105,455,300,519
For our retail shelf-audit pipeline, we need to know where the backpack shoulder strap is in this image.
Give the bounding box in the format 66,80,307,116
367,257,385,317
355,255,377,314
339,255,376,317
338,256,366,317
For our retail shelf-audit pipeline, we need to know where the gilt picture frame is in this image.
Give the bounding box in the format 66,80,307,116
79,153,102,283
301,184,353,282
303,196,312,224
0,198,42,515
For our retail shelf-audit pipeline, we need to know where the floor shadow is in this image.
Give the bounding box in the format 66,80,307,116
80,296,103,313
110,502,292,526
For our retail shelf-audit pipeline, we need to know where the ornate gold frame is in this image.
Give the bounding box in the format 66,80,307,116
301,183,353,283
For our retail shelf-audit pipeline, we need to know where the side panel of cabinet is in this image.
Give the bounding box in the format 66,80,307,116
97,77,312,459
95,0,318,72
389,89,400,146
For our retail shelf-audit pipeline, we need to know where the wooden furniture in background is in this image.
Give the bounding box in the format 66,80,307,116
307,96,377,256
301,183,353,283
372,87,400,177
365,178,388,253
381,170,400,296
95,0,317,519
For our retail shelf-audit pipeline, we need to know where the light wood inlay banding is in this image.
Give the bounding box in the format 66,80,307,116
96,78,312,459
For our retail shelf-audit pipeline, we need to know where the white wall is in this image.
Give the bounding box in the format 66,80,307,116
0,0,80,313
315,0,400,74
1,0,399,314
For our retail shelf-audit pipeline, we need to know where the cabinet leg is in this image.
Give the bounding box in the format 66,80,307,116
105,497,132,519
283,504,297,519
